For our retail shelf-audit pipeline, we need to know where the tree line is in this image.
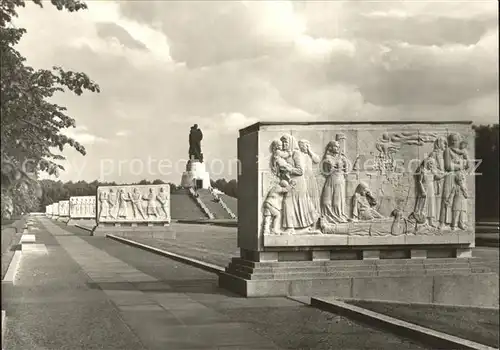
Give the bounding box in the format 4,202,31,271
0,177,238,217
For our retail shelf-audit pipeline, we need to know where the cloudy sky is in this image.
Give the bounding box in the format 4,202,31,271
14,1,498,184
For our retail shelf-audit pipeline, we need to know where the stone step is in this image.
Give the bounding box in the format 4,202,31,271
226,262,487,275
226,267,487,281
226,262,493,280
230,257,492,269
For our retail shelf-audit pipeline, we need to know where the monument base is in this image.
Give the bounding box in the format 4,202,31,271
219,248,498,306
93,223,173,239
181,160,210,189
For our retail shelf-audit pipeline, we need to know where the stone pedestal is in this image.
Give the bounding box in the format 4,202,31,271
181,159,211,189
219,121,480,298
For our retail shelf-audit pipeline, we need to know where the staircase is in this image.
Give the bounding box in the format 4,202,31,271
220,194,237,217
197,189,233,220
170,188,209,220
225,257,499,281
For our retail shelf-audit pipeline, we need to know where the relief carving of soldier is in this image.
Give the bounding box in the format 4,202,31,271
129,188,146,219
156,187,170,218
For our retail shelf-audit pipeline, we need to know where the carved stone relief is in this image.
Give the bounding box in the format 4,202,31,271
261,129,472,238
59,200,70,217
97,185,170,223
70,196,96,219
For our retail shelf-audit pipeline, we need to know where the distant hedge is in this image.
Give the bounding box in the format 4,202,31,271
474,124,499,222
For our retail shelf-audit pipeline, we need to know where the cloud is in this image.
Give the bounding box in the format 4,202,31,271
61,126,108,145
12,1,498,184
115,130,131,137
95,23,148,51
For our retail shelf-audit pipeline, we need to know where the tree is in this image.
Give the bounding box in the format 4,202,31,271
1,0,99,216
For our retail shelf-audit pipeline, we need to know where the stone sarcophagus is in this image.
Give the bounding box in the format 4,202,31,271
220,121,487,298
95,184,171,225
69,196,96,219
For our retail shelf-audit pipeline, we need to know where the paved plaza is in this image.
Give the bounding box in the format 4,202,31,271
1,218,440,350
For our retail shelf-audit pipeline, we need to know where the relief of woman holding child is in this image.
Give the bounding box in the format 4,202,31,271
263,134,319,235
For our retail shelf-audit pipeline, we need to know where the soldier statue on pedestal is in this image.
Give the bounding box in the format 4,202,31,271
188,124,203,163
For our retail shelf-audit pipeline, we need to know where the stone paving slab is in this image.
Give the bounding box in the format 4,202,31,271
18,219,436,350
2,218,146,350
77,226,434,350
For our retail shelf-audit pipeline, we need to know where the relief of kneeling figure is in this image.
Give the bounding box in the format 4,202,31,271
262,180,293,235
351,183,384,221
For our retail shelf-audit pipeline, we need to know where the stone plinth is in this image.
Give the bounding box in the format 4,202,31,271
181,159,210,189
93,184,170,236
220,121,479,297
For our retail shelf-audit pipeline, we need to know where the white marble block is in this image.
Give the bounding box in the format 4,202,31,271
69,196,96,219
96,184,171,225
58,200,70,218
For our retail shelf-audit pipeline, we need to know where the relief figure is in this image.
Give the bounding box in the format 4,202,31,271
270,140,291,181
411,157,444,227
299,139,320,212
70,200,76,216
351,182,384,221
439,133,469,230
117,189,129,218
279,134,319,232
262,180,292,235
429,136,447,215
130,188,146,219
448,169,468,230
320,140,350,223
107,189,117,219
144,188,159,218
86,199,91,216
157,187,169,218
98,191,108,219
